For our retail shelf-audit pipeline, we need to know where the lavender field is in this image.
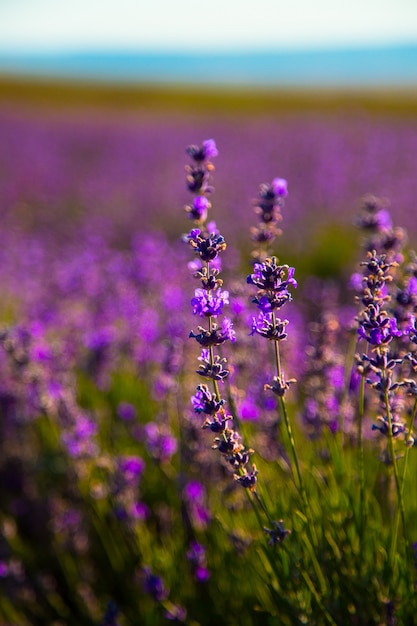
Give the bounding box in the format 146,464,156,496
1,91,417,625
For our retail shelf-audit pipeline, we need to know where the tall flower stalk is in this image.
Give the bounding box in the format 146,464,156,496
247,179,324,580
354,197,417,599
184,140,259,492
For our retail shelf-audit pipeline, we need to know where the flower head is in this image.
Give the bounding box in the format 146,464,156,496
186,139,218,163
191,288,229,318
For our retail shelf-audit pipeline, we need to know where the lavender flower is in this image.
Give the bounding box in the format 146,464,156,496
100,601,120,626
250,177,288,259
186,229,227,262
189,317,236,346
263,520,291,546
251,311,289,341
191,288,229,318
186,139,218,162
183,139,258,493
144,422,178,463
191,384,225,415
185,196,211,222
186,540,210,582
142,567,168,602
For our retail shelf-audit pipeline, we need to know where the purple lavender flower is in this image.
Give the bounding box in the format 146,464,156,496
142,567,168,602
358,306,403,345
263,520,291,546
234,464,259,490
186,229,227,262
186,541,210,582
184,481,205,502
144,422,178,462
117,402,136,421
251,311,289,341
191,288,229,318
248,259,297,293
100,601,120,626
129,501,149,520
196,349,229,381
372,415,408,437
186,195,210,221
186,139,218,162
191,384,225,415
238,396,260,421
189,317,236,346
118,455,145,485
61,414,98,458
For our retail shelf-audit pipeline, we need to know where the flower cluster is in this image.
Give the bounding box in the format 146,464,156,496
184,139,218,221
355,200,417,445
141,567,186,622
184,140,258,491
186,540,210,582
247,257,297,398
245,174,297,398
250,177,288,259
355,194,407,263
300,307,347,437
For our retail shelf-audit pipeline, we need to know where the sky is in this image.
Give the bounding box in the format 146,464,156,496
0,0,417,53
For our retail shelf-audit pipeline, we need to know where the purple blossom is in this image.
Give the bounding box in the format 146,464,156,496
61,414,98,458
250,311,289,341
191,384,225,415
118,455,145,484
188,256,222,275
144,422,177,462
186,541,210,582
142,568,168,602
196,349,229,381
184,481,205,501
183,481,210,528
239,397,260,421
130,501,149,520
271,177,288,197
186,139,218,162
186,195,210,221
248,260,297,293
191,288,229,318
117,402,136,421
234,464,259,490
186,229,227,262
189,317,236,346
358,309,403,345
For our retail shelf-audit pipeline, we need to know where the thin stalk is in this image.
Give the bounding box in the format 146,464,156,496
298,568,337,626
253,489,275,526
271,318,329,597
273,328,319,549
384,386,409,582
357,365,367,569
392,396,417,591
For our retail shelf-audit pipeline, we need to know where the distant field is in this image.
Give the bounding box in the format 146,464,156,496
1,73,417,117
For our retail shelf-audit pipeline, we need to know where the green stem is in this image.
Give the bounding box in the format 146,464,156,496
384,386,408,587
253,489,275,525
271,315,328,597
298,567,337,626
273,329,318,546
357,364,367,569
392,396,417,591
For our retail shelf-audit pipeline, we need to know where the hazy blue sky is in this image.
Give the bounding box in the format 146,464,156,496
0,0,417,52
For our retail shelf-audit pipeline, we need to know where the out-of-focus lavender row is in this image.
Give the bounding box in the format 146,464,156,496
1,108,417,247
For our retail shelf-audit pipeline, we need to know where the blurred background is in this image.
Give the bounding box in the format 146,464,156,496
0,0,417,256
1,0,417,86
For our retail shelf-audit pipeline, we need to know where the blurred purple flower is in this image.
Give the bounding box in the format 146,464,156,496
117,402,136,421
